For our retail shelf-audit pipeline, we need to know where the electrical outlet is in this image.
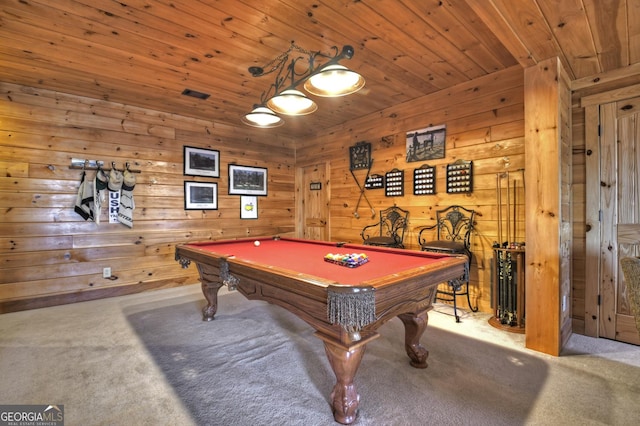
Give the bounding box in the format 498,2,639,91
103,267,112,278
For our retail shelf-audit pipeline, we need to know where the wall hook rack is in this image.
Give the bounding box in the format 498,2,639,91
69,158,141,173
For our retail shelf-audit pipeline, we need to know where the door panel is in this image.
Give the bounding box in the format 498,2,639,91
599,97,640,344
599,102,617,339
301,163,329,241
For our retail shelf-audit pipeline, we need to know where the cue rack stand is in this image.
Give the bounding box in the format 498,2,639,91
489,170,525,333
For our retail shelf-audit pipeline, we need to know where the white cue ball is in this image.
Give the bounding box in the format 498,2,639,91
254,240,260,246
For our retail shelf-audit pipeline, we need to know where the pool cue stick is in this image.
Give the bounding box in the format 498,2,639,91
350,166,367,218
496,173,504,321
352,176,364,218
506,171,511,245
506,172,516,322
500,250,507,322
498,251,504,320
496,174,502,244
360,160,376,218
507,256,512,321
518,168,525,243
513,179,517,242
512,253,517,323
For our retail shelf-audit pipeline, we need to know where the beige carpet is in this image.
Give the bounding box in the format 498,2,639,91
1,284,639,425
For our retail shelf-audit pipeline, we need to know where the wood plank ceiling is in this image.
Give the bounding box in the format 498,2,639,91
1,0,639,138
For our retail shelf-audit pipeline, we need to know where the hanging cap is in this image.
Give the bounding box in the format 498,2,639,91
108,168,123,191
122,169,136,190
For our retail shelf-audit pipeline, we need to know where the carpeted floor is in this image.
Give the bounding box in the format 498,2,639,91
1,284,639,425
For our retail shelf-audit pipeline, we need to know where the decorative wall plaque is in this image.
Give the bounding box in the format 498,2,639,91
446,159,473,193
413,164,436,195
349,141,372,171
385,168,404,197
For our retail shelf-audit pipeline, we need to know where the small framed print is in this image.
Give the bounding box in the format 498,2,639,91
240,196,258,219
228,164,268,196
184,146,220,178
406,124,446,163
184,181,218,210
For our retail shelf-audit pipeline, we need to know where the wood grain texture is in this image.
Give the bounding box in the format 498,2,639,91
0,81,295,311
1,1,640,349
296,66,526,314
1,0,638,137
523,57,572,356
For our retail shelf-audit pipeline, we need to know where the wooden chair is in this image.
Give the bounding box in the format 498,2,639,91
361,205,409,249
620,257,640,336
417,205,478,321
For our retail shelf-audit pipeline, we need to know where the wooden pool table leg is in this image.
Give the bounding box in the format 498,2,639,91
398,310,430,368
200,279,224,321
317,335,375,425
193,263,227,321
201,280,223,321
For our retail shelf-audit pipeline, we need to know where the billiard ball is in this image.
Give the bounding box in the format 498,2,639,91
254,240,260,247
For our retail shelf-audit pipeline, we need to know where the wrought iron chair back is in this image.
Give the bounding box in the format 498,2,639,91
361,205,409,248
427,206,475,258
417,205,477,322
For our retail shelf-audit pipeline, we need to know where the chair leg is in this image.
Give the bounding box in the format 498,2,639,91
466,283,479,312
452,287,460,323
440,278,475,322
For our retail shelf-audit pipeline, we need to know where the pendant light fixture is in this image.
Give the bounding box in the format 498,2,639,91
243,43,365,128
304,64,366,97
267,89,317,116
241,105,284,128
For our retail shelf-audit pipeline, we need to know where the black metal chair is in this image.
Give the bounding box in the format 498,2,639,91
417,205,478,321
361,205,409,249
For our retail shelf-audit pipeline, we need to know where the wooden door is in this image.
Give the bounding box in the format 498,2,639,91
599,98,640,345
299,163,330,241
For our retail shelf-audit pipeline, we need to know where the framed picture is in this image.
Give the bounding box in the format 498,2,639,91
406,124,446,162
184,181,218,210
240,196,258,219
184,146,220,178
228,164,268,196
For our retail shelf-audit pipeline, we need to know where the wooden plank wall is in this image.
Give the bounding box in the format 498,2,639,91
8,60,631,328
0,82,296,313
297,65,526,313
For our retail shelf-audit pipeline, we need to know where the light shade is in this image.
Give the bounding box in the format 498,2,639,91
304,64,365,97
241,106,284,128
267,89,318,116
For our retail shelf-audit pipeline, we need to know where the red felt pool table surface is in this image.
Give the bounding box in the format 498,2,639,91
184,237,454,286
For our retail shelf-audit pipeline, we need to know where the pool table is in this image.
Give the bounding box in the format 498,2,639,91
175,236,467,424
